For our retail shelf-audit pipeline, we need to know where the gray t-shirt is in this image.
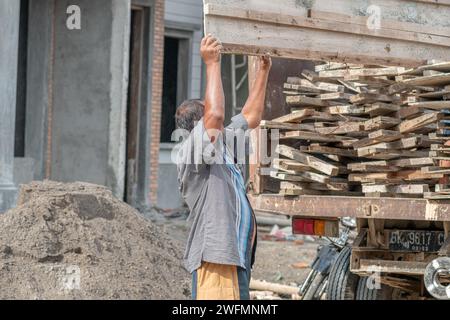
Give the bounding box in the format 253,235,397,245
176,114,252,273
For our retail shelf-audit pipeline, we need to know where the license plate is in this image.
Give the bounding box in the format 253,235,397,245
389,230,445,252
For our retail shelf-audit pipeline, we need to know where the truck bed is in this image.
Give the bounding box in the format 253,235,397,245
248,193,450,222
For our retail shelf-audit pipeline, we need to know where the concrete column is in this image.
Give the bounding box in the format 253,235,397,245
48,0,130,199
0,0,20,212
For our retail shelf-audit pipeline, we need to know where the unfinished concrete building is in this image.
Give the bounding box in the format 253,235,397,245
1,0,252,212
0,0,166,212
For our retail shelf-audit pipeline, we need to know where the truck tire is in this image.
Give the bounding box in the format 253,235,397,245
302,273,326,300
326,246,359,300
356,277,393,300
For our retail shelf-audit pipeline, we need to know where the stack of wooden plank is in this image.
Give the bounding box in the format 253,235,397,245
263,61,450,198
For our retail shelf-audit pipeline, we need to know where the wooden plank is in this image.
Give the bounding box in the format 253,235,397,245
270,171,331,184
394,106,424,119
314,82,345,93
301,70,329,82
279,188,321,196
365,103,400,117
357,148,429,159
314,122,364,135
422,167,450,174
276,144,339,176
310,182,350,191
206,4,450,49
352,130,403,148
337,80,362,93
396,112,442,133
286,78,345,93
349,172,391,182
358,136,432,151
300,144,357,158
348,163,400,172
350,93,397,105
319,67,405,78
363,116,401,131
260,120,314,131
402,73,450,86
204,1,450,67
280,130,355,143
319,92,354,100
314,62,365,72
362,184,430,194
283,81,322,93
324,105,366,115
408,101,450,110
309,9,450,39
424,193,450,200
402,61,450,75
357,259,428,275
280,181,349,192
286,95,331,107
271,109,314,123
279,188,361,196
396,170,444,181
389,157,435,167
349,170,442,183
349,158,435,169
272,158,312,172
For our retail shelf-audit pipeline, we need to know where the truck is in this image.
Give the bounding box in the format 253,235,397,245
203,0,450,299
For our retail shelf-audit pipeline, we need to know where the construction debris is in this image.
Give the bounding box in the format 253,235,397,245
263,61,450,198
250,278,300,297
0,181,190,300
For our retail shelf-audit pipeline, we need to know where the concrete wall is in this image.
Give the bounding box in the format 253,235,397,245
25,0,52,180
157,144,184,209
27,0,131,198
157,0,204,209
0,0,21,212
25,0,167,208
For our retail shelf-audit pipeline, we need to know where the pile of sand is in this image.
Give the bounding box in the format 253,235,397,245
0,181,190,300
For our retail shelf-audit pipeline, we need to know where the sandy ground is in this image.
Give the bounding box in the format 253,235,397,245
0,181,190,300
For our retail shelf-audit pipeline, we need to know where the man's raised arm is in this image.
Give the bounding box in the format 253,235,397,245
241,55,272,129
201,35,225,136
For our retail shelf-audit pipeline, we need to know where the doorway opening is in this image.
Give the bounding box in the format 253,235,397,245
160,34,191,143
125,6,146,206
15,0,29,158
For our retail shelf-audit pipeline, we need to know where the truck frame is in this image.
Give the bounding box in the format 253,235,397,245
245,59,450,299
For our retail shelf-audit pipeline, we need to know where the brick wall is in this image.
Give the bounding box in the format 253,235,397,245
148,0,165,205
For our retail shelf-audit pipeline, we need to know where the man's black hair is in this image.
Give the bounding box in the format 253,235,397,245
175,99,205,132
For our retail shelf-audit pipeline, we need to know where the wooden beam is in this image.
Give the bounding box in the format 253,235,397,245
206,4,450,48
204,1,450,66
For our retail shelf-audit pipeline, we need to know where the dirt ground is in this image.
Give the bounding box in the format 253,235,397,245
150,211,321,294
0,181,190,300
252,239,319,287
0,181,319,300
